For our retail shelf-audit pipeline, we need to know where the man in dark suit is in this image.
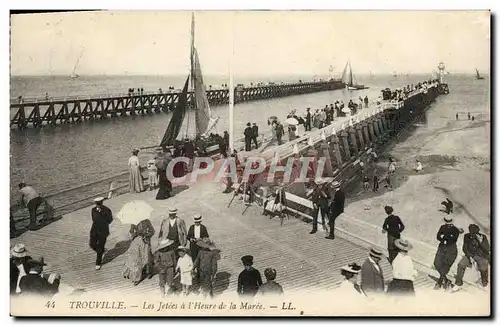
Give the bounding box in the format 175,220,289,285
19,255,58,297
381,206,405,263
237,255,263,297
308,181,330,234
305,108,312,131
244,123,253,151
251,123,259,149
89,197,113,270
326,181,345,240
187,215,210,272
358,248,385,296
223,131,230,153
453,224,490,291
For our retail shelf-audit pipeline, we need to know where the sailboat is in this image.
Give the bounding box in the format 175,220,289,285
159,13,220,148
475,68,485,80
70,50,84,80
341,61,369,90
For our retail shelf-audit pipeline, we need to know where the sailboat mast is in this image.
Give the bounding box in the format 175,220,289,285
228,14,235,153
349,62,353,86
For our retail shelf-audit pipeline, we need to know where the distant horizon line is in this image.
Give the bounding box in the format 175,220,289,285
11,72,484,78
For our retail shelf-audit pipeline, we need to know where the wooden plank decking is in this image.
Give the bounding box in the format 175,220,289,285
11,178,437,297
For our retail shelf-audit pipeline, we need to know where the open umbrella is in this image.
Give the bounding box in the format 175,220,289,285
285,117,299,125
116,200,154,225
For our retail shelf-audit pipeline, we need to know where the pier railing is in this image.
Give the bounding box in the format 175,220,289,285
10,80,345,129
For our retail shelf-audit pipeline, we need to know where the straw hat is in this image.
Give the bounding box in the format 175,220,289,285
177,245,189,252
341,263,362,274
94,197,105,203
11,243,28,258
169,208,178,215
394,239,413,251
444,216,453,223
331,181,341,189
193,215,203,223
369,247,384,259
155,239,175,252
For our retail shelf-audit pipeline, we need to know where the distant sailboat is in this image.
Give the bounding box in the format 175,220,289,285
475,68,484,80
70,50,84,80
159,13,219,147
341,61,369,90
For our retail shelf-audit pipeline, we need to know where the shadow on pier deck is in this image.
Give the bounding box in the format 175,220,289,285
10,179,437,296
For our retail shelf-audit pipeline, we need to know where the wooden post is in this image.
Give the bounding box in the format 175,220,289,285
362,122,371,147
339,131,351,160
356,124,365,150
320,141,334,177
330,134,343,167
368,118,376,141
349,127,359,156
108,182,117,199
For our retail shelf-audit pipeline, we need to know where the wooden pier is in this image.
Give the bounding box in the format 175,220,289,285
10,80,344,129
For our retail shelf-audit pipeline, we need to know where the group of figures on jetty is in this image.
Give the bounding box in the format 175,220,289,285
10,78,488,300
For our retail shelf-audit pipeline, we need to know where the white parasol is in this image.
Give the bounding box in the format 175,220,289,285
284,117,299,125
116,200,154,225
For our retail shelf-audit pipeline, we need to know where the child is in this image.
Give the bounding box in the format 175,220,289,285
363,176,370,191
415,160,423,172
147,159,158,191
175,246,193,295
373,175,379,192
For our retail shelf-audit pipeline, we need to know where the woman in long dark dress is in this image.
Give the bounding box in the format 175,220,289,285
155,149,172,200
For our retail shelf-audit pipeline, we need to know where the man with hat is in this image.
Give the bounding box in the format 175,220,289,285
187,214,210,280
326,181,345,240
243,122,253,151
10,243,32,294
155,208,188,296
257,268,284,296
452,224,490,291
381,206,405,264
19,255,58,297
358,248,385,296
251,123,259,149
305,108,312,131
433,216,462,290
89,197,113,270
237,255,263,297
193,238,221,298
308,179,330,234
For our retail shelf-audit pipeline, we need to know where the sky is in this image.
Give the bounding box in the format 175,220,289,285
10,10,490,77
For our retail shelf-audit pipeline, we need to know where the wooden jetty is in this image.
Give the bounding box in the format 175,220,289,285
10,79,343,129
13,80,481,302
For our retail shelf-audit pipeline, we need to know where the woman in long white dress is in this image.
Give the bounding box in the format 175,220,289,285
128,149,144,193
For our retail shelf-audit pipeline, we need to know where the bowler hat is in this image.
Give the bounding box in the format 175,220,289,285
241,255,254,266
469,224,480,234
29,255,47,266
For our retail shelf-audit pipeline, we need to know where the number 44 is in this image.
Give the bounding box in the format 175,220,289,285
45,301,55,308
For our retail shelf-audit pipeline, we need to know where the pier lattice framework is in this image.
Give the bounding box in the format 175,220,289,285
10,80,343,129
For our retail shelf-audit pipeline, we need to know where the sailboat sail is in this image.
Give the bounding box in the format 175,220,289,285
341,62,351,85
192,47,219,136
160,76,190,147
71,50,84,79
189,12,219,137
476,69,481,78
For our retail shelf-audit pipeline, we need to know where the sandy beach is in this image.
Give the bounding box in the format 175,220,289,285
337,90,490,285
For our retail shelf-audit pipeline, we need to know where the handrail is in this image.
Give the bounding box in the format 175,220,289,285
10,79,342,106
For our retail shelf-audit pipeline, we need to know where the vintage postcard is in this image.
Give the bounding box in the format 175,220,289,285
9,10,491,317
